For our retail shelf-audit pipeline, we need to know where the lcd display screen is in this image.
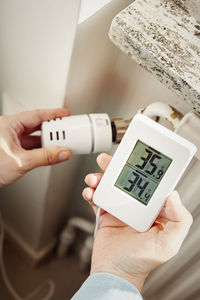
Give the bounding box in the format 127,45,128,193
115,140,173,205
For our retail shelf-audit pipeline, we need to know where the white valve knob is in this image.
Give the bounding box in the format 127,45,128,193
41,113,112,154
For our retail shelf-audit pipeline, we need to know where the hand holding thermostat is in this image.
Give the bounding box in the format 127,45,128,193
83,153,193,291
93,114,196,232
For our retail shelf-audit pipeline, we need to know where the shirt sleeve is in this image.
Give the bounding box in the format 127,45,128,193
71,273,143,300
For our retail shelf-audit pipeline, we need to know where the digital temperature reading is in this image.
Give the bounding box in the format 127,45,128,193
115,140,172,205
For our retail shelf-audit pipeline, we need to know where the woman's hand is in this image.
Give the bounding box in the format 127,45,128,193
0,108,70,187
83,153,193,291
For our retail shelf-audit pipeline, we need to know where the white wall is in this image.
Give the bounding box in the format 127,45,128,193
0,0,80,109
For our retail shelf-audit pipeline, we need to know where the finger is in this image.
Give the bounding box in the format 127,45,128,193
20,146,70,171
82,187,98,215
158,191,193,235
96,153,112,172
20,135,41,150
14,108,70,131
23,125,42,135
155,191,193,255
84,173,103,188
82,187,94,203
159,191,191,222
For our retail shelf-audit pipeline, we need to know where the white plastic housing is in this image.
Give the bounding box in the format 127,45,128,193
41,113,112,154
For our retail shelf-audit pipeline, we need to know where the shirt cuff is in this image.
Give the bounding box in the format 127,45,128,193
71,273,143,300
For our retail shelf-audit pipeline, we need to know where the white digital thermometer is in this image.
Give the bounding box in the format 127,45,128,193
93,114,197,232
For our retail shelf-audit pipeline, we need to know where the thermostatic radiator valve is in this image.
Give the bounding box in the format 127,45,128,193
42,113,131,155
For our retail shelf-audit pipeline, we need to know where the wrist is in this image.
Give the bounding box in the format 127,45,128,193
90,265,148,292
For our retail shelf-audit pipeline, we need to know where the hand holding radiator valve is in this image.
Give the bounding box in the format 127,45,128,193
0,108,71,188
0,110,129,187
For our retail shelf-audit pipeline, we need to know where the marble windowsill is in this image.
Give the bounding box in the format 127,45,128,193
109,0,200,114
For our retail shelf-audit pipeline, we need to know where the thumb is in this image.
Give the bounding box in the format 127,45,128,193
159,191,191,223
156,191,193,257
21,146,70,171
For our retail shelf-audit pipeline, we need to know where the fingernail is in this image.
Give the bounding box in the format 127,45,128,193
96,153,104,164
59,151,69,161
90,175,98,187
84,175,89,184
85,189,93,201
